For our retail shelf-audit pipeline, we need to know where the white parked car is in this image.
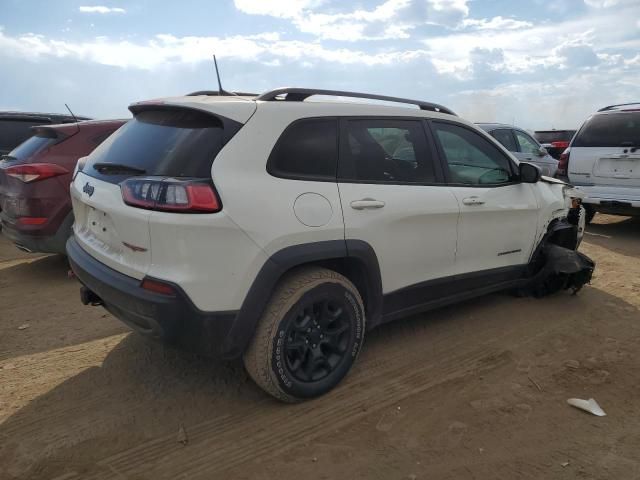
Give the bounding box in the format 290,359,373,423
67,88,593,402
559,103,640,223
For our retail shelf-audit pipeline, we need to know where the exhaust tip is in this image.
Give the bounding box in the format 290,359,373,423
80,286,104,306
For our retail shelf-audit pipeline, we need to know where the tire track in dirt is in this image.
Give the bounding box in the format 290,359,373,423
80,346,511,479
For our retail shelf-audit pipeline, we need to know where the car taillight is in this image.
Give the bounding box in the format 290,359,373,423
120,177,221,213
4,163,69,183
141,277,176,296
551,141,569,149
558,149,570,176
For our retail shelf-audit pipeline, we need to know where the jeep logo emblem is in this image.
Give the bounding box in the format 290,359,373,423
83,182,95,197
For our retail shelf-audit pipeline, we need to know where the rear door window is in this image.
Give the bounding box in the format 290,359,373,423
268,118,338,180
573,113,640,147
490,129,517,152
84,109,233,184
339,119,438,183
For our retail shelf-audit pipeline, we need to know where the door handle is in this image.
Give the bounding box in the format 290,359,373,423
462,196,485,206
350,198,386,210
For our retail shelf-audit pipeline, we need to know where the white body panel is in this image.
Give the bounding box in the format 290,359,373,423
71,171,152,279
338,183,459,293
448,183,540,273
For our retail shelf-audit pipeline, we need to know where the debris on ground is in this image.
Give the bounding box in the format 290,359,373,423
177,424,188,446
17,323,30,330
567,398,606,417
561,461,570,468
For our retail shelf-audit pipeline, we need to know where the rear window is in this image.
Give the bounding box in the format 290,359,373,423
84,109,228,183
534,130,576,144
268,118,338,180
573,113,640,147
5,135,57,161
0,119,50,151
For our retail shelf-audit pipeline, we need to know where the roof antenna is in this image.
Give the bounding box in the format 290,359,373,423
65,103,81,134
213,55,236,96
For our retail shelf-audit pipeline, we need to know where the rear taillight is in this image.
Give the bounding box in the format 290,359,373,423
121,177,221,213
4,163,69,183
17,217,48,226
73,157,88,179
141,277,176,296
551,141,569,149
558,149,570,176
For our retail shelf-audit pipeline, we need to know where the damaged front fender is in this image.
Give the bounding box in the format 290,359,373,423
522,218,595,297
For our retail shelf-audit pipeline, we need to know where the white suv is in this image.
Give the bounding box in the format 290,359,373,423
560,103,640,222
67,88,594,402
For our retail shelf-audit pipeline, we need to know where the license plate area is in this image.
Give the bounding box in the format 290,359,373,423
594,158,640,179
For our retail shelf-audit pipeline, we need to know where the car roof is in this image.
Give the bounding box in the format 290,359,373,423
0,111,91,122
130,87,459,124
476,122,515,130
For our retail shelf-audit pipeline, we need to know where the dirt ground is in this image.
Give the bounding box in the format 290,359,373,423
1,215,639,480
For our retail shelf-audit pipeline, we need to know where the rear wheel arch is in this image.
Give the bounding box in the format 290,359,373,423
222,240,382,359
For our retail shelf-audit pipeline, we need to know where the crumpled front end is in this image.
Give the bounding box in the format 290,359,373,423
522,215,595,297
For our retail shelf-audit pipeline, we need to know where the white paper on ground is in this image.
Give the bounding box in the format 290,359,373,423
567,398,607,416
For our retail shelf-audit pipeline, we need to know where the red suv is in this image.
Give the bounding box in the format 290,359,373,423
0,119,126,254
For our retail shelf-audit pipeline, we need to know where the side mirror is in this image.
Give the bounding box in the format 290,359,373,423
519,162,541,183
537,146,548,157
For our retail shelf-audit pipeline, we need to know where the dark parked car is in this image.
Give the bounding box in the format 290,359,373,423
534,130,577,160
0,119,126,254
0,111,91,156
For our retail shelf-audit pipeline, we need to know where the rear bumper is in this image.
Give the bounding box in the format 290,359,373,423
66,236,239,358
574,185,640,215
0,210,73,254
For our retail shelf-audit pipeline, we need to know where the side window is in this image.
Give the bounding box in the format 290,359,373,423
514,130,540,155
339,119,437,183
490,129,517,152
268,118,337,180
432,122,515,185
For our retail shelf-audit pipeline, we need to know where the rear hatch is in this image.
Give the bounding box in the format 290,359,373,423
0,128,70,219
569,112,640,188
70,100,254,279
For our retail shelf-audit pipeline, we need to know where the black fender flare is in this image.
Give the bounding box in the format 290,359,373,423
221,239,383,358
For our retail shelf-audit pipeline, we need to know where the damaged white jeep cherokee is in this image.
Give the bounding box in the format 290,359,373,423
67,88,594,402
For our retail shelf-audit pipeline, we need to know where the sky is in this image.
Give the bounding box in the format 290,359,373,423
0,0,638,130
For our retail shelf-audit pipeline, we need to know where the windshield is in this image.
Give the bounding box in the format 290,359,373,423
4,135,57,162
573,113,640,147
84,109,226,184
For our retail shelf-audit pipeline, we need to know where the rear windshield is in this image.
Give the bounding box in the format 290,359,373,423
573,113,640,147
84,109,227,183
0,119,49,151
5,135,57,162
534,130,576,144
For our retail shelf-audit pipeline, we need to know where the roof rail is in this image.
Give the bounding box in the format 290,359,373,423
255,87,456,115
597,102,640,112
186,90,259,97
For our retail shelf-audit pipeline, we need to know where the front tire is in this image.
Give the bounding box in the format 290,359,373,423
243,267,365,402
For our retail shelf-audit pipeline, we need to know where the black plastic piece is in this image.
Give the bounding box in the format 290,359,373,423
186,90,259,97
256,88,456,115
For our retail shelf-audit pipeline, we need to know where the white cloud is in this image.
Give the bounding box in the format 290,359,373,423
233,0,470,41
79,6,126,14
0,30,430,69
462,16,533,30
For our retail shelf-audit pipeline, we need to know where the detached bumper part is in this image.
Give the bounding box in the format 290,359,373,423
528,244,595,297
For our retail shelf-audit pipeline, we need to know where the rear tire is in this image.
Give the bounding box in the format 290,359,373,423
243,267,365,402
